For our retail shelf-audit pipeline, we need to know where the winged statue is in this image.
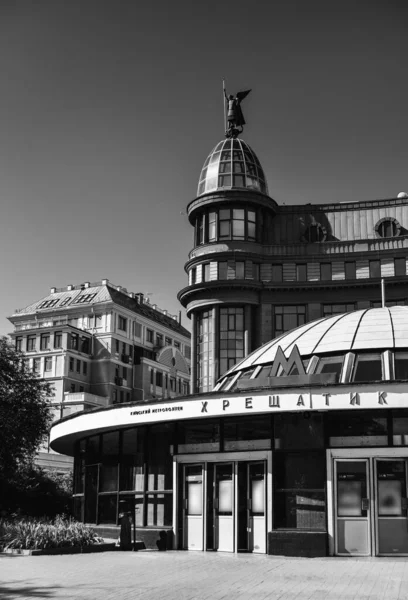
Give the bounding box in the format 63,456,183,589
224,89,251,138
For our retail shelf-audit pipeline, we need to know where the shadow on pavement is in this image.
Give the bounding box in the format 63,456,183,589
0,583,60,599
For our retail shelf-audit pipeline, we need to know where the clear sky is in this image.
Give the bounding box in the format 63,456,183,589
0,0,407,337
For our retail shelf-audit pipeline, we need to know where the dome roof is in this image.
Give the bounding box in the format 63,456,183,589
197,138,268,197
220,306,408,379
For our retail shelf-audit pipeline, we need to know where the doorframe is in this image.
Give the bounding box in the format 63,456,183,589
327,448,408,556
174,450,272,552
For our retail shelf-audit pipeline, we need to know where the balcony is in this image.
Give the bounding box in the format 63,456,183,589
63,392,109,409
114,376,123,386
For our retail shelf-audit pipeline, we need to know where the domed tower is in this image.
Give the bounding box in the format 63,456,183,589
178,136,278,393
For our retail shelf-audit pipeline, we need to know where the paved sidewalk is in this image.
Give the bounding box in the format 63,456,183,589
1,550,408,600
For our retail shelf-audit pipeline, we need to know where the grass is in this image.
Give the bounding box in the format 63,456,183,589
0,515,104,550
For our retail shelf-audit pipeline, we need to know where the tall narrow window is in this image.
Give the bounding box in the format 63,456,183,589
232,209,245,239
247,210,256,241
208,212,217,242
219,209,231,240
196,310,213,393
219,307,245,377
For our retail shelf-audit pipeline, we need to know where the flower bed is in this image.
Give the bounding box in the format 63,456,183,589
0,515,106,552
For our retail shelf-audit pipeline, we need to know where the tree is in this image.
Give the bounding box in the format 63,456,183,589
0,336,52,486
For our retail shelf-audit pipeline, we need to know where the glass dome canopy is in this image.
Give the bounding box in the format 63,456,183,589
197,138,268,197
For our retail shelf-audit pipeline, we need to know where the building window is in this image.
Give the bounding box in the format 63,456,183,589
345,262,356,279
219,307,245,377
320,263,332,281
272,264,283,282
203,263,211,281
395,258,406,277
150,369,154,385
196,310,213,393
352,353,382,382
208,211,217,242
165,337,172,346
274,452,326,530
296,264,307,282
76,359,81,373
44,357,52,372
122,366,128,381
156,372,163,387
73,293,97,304
118,316,127,331
79,386,84,393
323,303,355,317
71,334,79,350
218,262,228,280
274,306,306,337
174,341,180,349
375,218,400,238
369,260,381,278
133,321,142,337
70,383,76,393
301,223,327,243
27,336,36,352
191,267,196,285
69,357,74,371
40,334,50,350
146,329,154,344
83,362,88,376
184,346,191,359
219,209,231,240
15,337,22,351
33,358,41,374
156,334,163,347
247,210,256,241
54,331,63,348
170,377,176,392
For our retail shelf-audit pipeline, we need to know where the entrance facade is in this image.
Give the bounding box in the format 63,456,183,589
328,449,408,556
177,452,270,553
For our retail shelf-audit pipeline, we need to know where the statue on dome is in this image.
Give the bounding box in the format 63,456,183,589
223,86,251,138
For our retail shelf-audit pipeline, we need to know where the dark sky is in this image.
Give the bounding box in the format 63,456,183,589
0,1,407,335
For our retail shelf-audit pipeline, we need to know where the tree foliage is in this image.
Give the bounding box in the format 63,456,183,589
0,336,53,480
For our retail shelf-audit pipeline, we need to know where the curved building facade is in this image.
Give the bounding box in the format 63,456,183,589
178,136,408,394
51,306,408,557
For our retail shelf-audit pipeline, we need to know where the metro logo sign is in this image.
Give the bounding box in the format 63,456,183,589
237,345,336,389
269,345,305,377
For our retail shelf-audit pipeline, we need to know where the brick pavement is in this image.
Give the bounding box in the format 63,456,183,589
1,550,408,600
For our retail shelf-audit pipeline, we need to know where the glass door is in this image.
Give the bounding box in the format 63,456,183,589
84,464,99,523
334,459,371,556
247,462,266,553
375,459,408,555
214,463,234,552
183,464,204,550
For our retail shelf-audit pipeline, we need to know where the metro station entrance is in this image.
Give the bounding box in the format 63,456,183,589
180,459,267,553
330,450,408,556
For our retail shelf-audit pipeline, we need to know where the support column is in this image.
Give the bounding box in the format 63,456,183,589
212,306,219,388
190,312,197,394
244,305,252,356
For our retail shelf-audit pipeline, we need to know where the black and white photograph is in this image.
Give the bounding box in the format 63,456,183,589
1,1,408,598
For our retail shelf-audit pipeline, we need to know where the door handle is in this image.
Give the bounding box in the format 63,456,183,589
362,498,369,511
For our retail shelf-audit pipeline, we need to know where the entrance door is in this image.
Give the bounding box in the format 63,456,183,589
183,464,204,550
334,459,371,555
248,462,266,553
214,463,234,552
375,459,408,555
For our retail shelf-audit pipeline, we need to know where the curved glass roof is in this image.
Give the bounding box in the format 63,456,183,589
197,138,268,197
219,306,408,379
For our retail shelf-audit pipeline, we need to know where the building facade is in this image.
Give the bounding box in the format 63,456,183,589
178,136,408,393
50,306,408,557
9,279,191,471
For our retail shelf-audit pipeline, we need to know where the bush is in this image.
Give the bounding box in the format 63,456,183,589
0,515,104,550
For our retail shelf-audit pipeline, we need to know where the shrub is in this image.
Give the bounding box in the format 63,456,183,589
0,515,104,550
